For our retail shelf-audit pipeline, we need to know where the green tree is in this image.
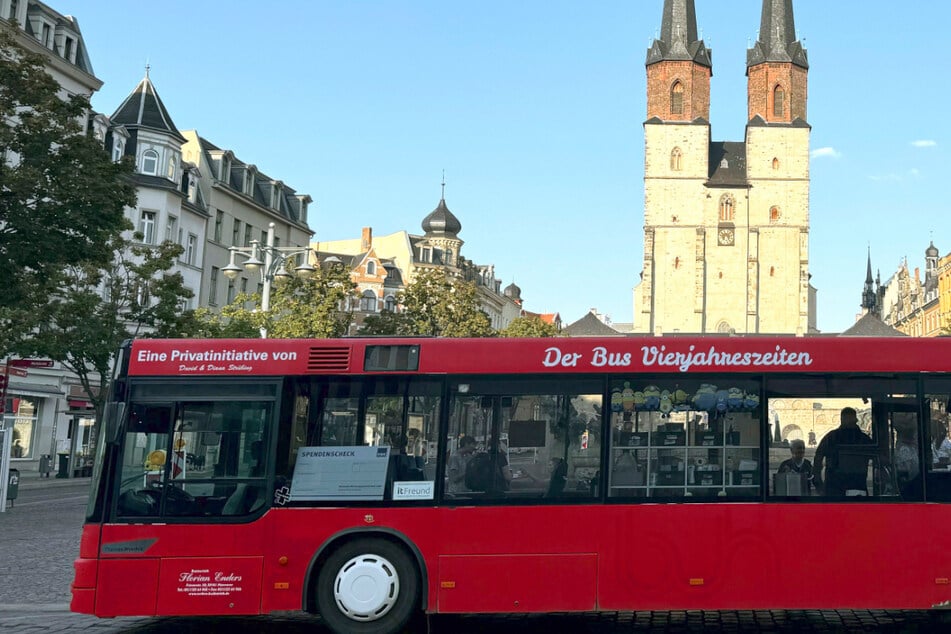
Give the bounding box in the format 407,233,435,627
499,315,560,337
193,263,356,338
19,237,195,420
0,30,135,353
359,310,416,336
398,268,494,337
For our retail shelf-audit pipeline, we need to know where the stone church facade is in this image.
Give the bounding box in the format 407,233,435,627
632,0,817,335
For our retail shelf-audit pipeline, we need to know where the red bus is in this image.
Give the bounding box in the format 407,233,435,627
72,336,951,632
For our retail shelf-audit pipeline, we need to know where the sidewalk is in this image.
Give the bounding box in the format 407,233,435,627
11,467,91,491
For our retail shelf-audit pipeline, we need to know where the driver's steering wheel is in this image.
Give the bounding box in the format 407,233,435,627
149,480,195,514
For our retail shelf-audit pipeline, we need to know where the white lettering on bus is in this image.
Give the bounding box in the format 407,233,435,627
591,346,632,367
640,344,812,372
543,347,583,368
136,350,167,362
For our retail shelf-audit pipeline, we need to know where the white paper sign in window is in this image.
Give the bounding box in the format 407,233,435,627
289,446,390,501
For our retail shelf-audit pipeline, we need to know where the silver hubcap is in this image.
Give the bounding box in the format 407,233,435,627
333,553,400,622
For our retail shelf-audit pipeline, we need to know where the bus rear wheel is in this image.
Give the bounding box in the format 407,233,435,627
316,538,420,634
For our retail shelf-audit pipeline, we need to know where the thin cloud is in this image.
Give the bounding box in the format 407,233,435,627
911,140,937,148
867,169,920,182
811,147,841,159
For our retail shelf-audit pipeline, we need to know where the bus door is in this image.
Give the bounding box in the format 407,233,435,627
923,381,951,502
98,382,277,617
872,399,922,500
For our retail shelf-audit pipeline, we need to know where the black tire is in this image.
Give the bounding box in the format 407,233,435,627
315,538,420,634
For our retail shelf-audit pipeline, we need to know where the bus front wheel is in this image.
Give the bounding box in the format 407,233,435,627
316,538,420,634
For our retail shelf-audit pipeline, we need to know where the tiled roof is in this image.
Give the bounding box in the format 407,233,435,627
840,313,907,337
563,312,622,337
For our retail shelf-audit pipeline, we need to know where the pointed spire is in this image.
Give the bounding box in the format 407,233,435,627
748,0,808,69
110,70,185,142
862,248,878,312
646,0,711,68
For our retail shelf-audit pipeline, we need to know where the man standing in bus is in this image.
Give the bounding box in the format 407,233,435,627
813,407,874,496
447,435,477,495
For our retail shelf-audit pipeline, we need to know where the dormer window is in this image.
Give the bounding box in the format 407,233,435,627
419,247,432,263
166,155,177,180
141,150,158,175
41,23,51,48
367,261,376,275
112,140,123,162
63,37,74,62
8,0,18,21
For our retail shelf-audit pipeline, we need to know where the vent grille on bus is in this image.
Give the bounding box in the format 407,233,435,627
307,347,351,372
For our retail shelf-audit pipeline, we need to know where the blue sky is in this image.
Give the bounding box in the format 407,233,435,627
55,0,949,333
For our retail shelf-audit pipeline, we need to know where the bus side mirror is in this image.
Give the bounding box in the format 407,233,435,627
103,402,126,445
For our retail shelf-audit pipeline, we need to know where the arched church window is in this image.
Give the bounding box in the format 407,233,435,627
770,206,781,223
773,85,785,117
772,157,780,170
671,81,684,115
716,321,733,334
670,147,683,171
718,195,735,222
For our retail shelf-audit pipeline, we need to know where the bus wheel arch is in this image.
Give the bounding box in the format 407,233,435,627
304,529,427,632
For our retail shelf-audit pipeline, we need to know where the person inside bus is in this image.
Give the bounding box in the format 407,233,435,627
406,427,426,468
447,435,477,495
546,457,568,497
813,407,874,496
893,419,921,498
775,439,814,494
932,420,951,468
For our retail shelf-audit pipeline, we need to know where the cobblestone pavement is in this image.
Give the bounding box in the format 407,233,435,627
1,473,949,632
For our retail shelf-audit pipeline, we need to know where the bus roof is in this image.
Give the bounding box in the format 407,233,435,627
125,336,948,377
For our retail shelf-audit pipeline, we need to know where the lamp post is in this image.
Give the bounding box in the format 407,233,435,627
221,222,316,337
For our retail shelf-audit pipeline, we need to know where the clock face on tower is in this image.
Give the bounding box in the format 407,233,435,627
718,228,735,246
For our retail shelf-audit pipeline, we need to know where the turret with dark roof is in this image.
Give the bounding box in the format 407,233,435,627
646,0,711,68
110,71,186,143
421,198,462,237
747,0,808,69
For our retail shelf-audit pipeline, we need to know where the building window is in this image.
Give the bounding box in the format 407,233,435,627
367,261,376,275
63,37,74,61
770,206,781,223
718,195,735,222
165,215,178,243
445,250,454,265
244,224,253,247
4,395,38,460
670,147,683,171
209,267,219,305
214,211,224,242
185,234,197,265
419,247,432,263
8,0,19,20
772,157,780,170
141,150,159,175
670,81,684,115
773,85,785,117
360,290,377,312
384,295,397,312
166,155,176,180
227,280,236,304
112,141,123,162
41,23,51,47
138,210,156,244
232,219,241,247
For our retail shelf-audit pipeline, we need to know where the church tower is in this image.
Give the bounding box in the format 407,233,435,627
633,0,815,334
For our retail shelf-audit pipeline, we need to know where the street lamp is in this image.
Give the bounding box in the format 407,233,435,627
221,222,316,337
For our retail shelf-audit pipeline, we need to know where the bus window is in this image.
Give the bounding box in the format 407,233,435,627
923,379,951,501
445,380,602,502
608,377,761,500
766,376,921,501
115,400,273,519
284,378,442,503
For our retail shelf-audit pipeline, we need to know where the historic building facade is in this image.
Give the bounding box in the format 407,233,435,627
313,190,523,332
872,242,944,337
632,0,817,335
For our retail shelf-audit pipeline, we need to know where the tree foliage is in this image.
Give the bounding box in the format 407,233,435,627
0,30,135,352
192,264,356,338
16,237,195,418
499,315,560,338
395,268,494,337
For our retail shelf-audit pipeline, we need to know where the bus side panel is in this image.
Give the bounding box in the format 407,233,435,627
597,503,951,611
437,553,597,613
95,559,160,616
156,556,264,615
